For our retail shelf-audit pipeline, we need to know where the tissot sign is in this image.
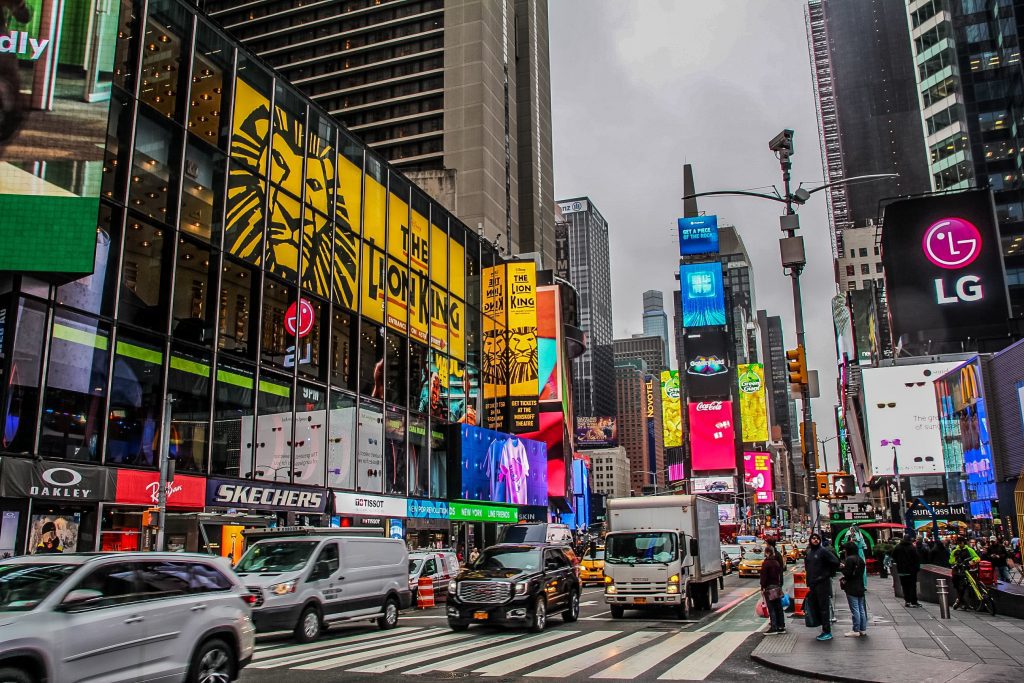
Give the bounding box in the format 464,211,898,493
882,190,1009,344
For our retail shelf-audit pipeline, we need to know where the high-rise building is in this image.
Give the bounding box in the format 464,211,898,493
615,363,665,494
642,290,670,367
836,226,885,292
202,0,556,267
613,335,668,376
717,224,758,364
588,446,632,499
558,197,616,418
806,0,931,256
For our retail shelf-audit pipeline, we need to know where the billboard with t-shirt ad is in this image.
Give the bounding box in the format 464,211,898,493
688,400,735,471
455,424,547,507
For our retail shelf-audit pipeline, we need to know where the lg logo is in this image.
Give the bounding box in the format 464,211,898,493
922,217,984,305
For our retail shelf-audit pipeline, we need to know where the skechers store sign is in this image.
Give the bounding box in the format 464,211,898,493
0,458,114,501
206,479,326,512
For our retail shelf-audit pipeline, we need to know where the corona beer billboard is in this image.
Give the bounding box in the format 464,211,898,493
660,370,682,448
737,364,769,442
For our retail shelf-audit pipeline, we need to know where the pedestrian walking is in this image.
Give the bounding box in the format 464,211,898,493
469,547,481,564
840,542,868,637
983,536,1010,583
760,539,786,634
803,532,839,641
928,538,948,566
891,534,922,607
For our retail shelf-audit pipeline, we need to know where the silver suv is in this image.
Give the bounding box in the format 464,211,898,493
0,553,255,683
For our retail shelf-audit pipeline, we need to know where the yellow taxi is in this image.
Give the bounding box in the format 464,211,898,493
580,546,605,584
737,544,766,577
779,543,800,565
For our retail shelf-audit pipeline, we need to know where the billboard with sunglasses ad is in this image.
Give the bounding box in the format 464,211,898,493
680,262,726,327
684,329,732,398
861,361,961,476
688,400,736,471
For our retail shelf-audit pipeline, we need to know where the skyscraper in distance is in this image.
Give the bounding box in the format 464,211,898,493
642,290,670,367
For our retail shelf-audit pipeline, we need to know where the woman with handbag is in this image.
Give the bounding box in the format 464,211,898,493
840,541,868,637
760,539,786,634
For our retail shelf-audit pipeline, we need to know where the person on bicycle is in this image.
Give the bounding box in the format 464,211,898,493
949,535,980,609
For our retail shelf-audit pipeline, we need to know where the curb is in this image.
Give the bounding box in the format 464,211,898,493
750,651,878,683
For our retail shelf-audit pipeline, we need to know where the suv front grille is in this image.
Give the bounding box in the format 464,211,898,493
246,587,264,607
458,581,511,603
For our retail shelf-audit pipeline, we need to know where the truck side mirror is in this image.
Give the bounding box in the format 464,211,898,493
690,538,700,557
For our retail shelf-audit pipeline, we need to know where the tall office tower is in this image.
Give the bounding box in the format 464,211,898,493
642,290,671,367
557,197,616,418
717,225,758,364
614,335,669,376
806,0,931,256
615,363,665,494
903,1,1024,312
836,225,884,292
202,0,556,267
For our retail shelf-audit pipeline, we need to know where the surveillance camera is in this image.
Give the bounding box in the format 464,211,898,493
769,129,795,154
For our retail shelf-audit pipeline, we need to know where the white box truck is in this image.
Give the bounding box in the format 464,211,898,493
603,495,723,619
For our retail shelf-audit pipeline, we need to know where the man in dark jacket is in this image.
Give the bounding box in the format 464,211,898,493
840,542,867,636
984,537,1010,582
929,538,948,566
760,539,786,634
891,535,922,607
804,532,840,641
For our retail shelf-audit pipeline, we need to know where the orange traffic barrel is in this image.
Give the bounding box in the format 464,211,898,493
793,570,808,617
417,576,435,609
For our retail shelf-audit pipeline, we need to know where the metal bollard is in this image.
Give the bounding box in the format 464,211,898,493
936,578,950,619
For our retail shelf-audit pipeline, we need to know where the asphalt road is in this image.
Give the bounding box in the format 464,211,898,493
239,570,812,682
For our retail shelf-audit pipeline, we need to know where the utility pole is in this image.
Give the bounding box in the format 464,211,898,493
155,393,175,552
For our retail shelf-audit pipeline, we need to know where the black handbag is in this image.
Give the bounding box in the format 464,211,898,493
803,590,821,628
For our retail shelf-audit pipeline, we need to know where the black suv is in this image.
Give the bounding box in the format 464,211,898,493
446,544,580,632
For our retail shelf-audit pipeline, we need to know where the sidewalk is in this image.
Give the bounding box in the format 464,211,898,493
751,574,1024,682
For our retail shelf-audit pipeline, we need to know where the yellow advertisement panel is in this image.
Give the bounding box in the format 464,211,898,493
430,223,448,287
385,257,409,335
738,363,769,442
337,154,363,235
363,172,387,247
430,284,449,354
506,261,539,432
408,267,430,345
331,226,358,311
387,193,409,260
361,244,386,324
449,238,466,302
410,210,429,275
448,295,466,363
481,264,508,431
660,370,682,448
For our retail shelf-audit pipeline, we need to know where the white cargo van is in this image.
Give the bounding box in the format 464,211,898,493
235,533,411,642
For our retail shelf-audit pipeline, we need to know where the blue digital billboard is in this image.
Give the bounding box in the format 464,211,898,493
680,262,726,327
678,216,720,256
458,424,548,506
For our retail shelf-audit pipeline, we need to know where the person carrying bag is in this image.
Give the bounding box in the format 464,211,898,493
760,538,786,634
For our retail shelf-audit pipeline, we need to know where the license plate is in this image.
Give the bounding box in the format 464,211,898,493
633,597,647,605
473,611,489,620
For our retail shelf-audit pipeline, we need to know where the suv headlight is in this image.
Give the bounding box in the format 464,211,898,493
269,580,297,595
448,579,458,594
514,581,529,596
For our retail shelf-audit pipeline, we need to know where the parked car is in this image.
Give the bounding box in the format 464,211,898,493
580,546,605,584
0,552,255,683
235,533,411,642
722,544,742,569
446,543,581,632
737,544,766,578
409,550,460,600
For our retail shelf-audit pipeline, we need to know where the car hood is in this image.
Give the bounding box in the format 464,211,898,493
458,568,534,581
0,612,26,629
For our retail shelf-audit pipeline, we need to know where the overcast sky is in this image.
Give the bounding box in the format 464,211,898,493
549,0,841,447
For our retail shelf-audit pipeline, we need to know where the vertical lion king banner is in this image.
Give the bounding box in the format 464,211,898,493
660,370,682,448
506,261,539,432
481,264,509,431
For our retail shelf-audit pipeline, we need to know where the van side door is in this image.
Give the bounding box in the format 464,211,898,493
308,541,342,617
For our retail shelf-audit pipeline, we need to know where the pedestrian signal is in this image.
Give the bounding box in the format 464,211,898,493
832,475,855,498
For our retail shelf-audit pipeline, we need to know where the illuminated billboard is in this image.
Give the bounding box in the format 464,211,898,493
537,286,563,404
680,262,726,327
688,400,735,471
692,475,736,494
737,364,769,442
684,329,732,398
678,215,720,255
575,416,617,448
660,370,682,448
743,451,774,503
456,424,548,506
0,0,117,275
668,462,686,482
505,261,539,432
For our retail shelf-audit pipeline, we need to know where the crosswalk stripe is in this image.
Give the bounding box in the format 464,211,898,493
250,628,445,669
473,630,621,677
657,631,750,680
295,630,479,671
253,626,420,657
346,631,522,673
403,630,575,675
591,631,706,679
525,631,664,678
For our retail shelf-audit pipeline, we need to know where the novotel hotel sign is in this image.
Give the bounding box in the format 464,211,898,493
882,190,1010,345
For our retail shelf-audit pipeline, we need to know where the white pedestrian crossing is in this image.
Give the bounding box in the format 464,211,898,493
657,631,750,680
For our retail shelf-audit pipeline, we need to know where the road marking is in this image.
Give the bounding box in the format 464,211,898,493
474,630,621,677
526,631,663,677
580,600,599,606
295,630,479,671
698,590,761,631
347,631,521,673
251,628,446,668
253,626,420,655
592,631,706,679
657,631,750,680
397,614,448,619
583,609,612,619
404,630,575,674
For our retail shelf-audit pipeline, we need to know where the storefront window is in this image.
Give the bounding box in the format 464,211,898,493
294,382,326,487
409,342,429,414
297,297,326,381
408,413,428,498
100,507,144,552
112,0,140,95
130,112,181,224
40,311,111,462
119,217,169,329
330,309,357,392
253,372,293,483
172,236,216,346
102,92,134,203
357,400,384,493
385,332,407,408
108,331,164,467
383,405,406,496
359,319,385,399
218,258,257,359
56,204,122,317
167,344,212,473
180,140,226,243
260,277,297,369
1,299,46,454
212,361,254,476
189,24,233,150
140,0,192,122
327,391,355,490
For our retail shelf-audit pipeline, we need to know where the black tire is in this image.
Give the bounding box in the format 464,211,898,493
610,604,625,618
187,637,237,683
711,581,719,605
963,586,981,612
675,600,689,620
294,604,323,643
0,667,32,683
378,596,400,629
982,592,997,617
448,619,470,631
563,590,580,623
529,596,547,633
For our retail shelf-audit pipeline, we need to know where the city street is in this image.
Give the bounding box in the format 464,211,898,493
240,573,796,682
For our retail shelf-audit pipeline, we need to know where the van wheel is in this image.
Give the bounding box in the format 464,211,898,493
378,597,400,629
295,605,322,642
529,596,547,633
563,590,580,622
610,605,625,618
0,667,32,683
187,637,236,683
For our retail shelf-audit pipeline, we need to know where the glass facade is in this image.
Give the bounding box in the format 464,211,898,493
0,0,498,501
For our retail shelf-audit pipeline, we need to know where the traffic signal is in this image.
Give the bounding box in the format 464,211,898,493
816,473,830,496
786,345,807,385
832,475,855,498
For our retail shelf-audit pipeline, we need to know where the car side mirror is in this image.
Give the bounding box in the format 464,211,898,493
59,588,103,610
545,561,559,572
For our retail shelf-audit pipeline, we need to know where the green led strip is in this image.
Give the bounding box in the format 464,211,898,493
53,322,109,351
116,341,162,365
258,379,291,398
171,356,211,378
217,369,254,390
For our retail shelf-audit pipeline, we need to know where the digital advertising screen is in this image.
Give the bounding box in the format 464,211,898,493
743,451,774,504
575,416,618,448
457,424,548,506
737,364,769,442
668,462,686,482
678,215,720,256
536,286,563,404
684,329,732,399
680,262,726,327
692,475,737,494
688,400,736,471
660,370,683,448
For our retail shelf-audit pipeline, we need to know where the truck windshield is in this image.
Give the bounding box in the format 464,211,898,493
606,533,676,564
235,541,318,573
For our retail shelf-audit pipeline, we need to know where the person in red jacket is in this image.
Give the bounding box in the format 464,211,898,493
760,538,786,634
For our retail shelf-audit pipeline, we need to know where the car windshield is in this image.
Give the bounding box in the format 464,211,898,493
0,563,78,612
409,559,423,575
585,550,605,561
742,545,765,558
722,544,741,559
235,541,318,573
473,548,542,571
605,533,676,564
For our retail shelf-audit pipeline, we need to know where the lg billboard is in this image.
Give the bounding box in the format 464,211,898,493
881,190,1010,345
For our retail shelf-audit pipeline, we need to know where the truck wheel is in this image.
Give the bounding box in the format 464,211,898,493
610,605,624,618
711,581,719,604
675,601,688,620
294,605,322,643
529,596,547,632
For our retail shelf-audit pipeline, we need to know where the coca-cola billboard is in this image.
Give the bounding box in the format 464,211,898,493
114,469,206,509
688,401,736,472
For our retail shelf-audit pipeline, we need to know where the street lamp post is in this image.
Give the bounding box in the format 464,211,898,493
817,435,839,472
879,438,905,525
636,470,659,495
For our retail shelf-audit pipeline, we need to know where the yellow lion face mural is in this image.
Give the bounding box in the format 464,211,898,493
226,78,358,308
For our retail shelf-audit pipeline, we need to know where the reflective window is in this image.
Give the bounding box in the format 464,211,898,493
119,218,169,330
297,297,326,380
360,319,385,399
357,401,384,492
409,342,430,413
172,236,216,346
385,331,407,407
429,424,447,499
102,93,134,203
328,391,356,490
56,204,122,317
108,331,164,466
167,344,211,473
112,0,141,94
384,405,406,496
218,258,257,359
330,309,357,391
260,278,297,369
409,413,428,498
140,0,192,121
130,113,181,223
212,361,254,476
253,372,293,483
1,299,46,454
189,25,232,149
181,141,226,243
294,382,326,487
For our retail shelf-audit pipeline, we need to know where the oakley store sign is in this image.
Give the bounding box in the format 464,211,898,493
0,458,115,501
206,478,327,513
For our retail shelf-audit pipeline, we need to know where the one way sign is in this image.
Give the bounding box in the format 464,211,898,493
832,475,856,498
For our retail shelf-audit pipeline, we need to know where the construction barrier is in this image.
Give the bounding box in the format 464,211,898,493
793,570,808,617
417,576,435,609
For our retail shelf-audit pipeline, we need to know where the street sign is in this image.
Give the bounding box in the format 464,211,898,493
829,502,876,523
832,475,855,498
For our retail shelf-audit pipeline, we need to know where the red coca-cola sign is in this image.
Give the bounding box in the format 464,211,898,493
114,469,206,509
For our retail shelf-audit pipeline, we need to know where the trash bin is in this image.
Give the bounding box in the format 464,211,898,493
978,560,996,586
